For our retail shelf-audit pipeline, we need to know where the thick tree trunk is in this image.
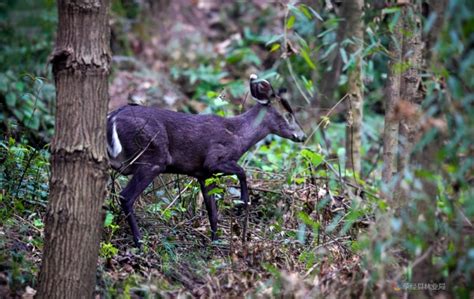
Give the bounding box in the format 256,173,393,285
36,1,111,298
381,10,404,191
344,0,364,176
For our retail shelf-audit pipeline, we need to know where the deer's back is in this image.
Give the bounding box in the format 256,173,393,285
107,105,242,177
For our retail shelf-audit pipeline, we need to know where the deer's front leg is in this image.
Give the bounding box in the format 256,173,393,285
210,161,249,207
120,166,161,247
209,161,250,241
198,179,218,241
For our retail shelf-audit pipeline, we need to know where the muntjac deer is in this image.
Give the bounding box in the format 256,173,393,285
107,74,306,246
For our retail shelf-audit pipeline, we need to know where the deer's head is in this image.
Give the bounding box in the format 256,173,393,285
249,74,307,142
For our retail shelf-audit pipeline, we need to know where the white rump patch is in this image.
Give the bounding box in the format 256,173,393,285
108,121,122,158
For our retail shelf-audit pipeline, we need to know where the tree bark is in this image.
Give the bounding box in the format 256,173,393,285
423,0,448,66
397,3,423,173
410,1,448,292
381,9,404,191
315,1,347,109
36,1,111,298
344,0,364,176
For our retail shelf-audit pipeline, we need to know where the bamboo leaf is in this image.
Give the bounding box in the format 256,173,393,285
300,48,316,70
298,4,312,19
307,6,324,21
340,47,348,64
287,15,296,29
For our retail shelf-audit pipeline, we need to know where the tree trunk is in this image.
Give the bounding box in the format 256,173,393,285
344,0,364,176
381,9,404,191
397,3,423,173
423,0,449,66
410,1,448,292
36,1,111,298
315,1,347,109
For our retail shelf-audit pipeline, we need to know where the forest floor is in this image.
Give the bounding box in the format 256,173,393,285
1,172,370,298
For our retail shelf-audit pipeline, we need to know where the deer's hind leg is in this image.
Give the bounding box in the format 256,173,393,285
119,165,162,247
198,179,218,241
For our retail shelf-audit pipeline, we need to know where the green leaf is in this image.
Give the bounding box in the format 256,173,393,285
25,115,40,130
382,7,401,14
300,149,323,167
208,187,224,196
33,218,44,228
298,4,312,19
6,93,16,106
388,11,401,33
340,47,348,65
287,15,296,29
15,82,25,92
300,48,316,70
307,6,324,21
269,43,280,52
293,177,305,185
321,43,337,60
206,91,219,98
104,211,114,227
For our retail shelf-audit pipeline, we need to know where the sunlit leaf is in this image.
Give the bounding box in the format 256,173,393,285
104,212,114,227
300,149,323,167
298,4,312,19
269,43,280,52
287,15,296,29
300,48,316,70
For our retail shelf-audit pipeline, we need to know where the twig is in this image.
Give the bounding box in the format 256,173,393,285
118,129,161,174
304,93,349,146
14,214,43,234
14,148,38,200
161,180,194,216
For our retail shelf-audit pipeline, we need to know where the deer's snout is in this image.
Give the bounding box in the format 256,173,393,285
293,132,307,142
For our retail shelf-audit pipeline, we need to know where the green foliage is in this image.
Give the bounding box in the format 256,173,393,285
0,73,55,138
0,137,50,220
0,0,57,142
1,0,473,296
100,242,119,259
0,138,48,295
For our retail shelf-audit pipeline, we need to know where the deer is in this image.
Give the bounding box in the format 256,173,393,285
107,74,307,247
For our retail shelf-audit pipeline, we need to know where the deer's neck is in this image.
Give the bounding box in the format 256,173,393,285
231,104,272,154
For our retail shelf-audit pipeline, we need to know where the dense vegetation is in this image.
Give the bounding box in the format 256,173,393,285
1,0,473,297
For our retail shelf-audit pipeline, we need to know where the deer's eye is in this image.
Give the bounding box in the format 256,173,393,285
284,113,293,123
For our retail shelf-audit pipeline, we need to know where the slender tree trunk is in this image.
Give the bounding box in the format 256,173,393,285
397,3,423,173
344,0,364,176
423,0,449,66
37,1,111,298
315,1,346,109
410,1,448,292
382,9,404,191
